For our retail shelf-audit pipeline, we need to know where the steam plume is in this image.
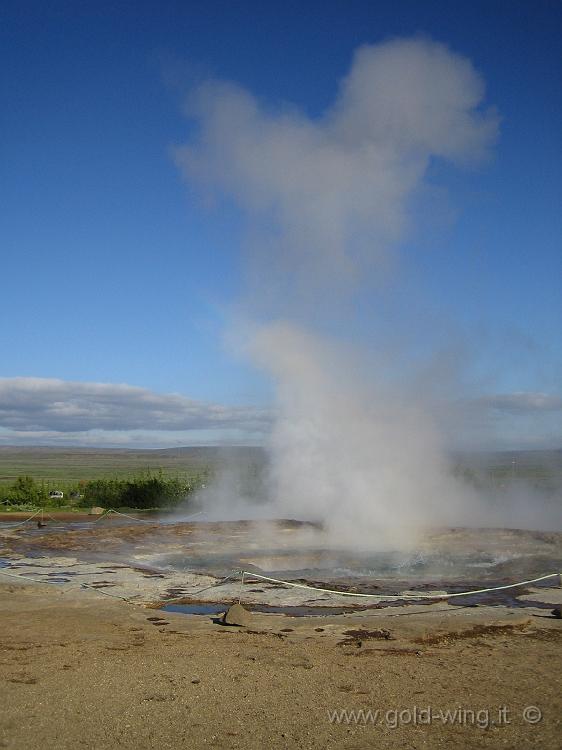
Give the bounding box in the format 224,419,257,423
177,37,497,289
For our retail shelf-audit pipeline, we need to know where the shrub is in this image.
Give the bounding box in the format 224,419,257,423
9,476,47,506
83,473,192,510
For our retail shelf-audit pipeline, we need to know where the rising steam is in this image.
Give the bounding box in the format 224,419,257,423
176,37,501,545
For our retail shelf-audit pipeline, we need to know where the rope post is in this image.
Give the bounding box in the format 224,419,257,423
238,570,245,604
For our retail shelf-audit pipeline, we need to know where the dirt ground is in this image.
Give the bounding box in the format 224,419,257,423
0,579,560,750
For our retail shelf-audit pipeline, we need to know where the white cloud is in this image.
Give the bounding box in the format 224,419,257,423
0,377,270,444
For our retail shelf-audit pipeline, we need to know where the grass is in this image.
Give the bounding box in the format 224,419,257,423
0,446,225,487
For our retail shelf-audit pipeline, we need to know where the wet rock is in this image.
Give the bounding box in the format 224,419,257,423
222,603,253,627
552,607,561,619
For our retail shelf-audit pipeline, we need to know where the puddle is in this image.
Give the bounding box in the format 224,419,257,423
163,604,226,616
452,587,558,610
163,602,365,617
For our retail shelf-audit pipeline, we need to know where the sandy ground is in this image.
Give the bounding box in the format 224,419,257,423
0,577,561,750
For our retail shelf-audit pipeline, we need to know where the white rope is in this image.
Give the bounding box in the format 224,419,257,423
0,567,146,604
110,509,152,523
239,570,561,600
92,510,111,522
93,509,152,523
79,581,135,601
163,570,242,604
184,511,204,520
36,511,61,523
0,568,63,585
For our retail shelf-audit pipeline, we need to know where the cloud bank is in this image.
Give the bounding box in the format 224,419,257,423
0,377,270,446
0,376,558,451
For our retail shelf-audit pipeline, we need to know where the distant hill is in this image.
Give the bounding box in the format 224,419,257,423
457,448,562,471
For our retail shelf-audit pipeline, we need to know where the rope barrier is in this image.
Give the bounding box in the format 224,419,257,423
0,567,148,604
184,511,204,520
78,581,138,601
162,570,243,604
0,568,55,584
106,509,203,523
2,507,203,525
0,509,42,528
92,510,111,523
0,564,233,608
1,508,80,527
238,570,562,601
110,510,153,523
2,561,560,614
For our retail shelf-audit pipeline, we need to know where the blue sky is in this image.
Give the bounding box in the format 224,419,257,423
1,1,561,448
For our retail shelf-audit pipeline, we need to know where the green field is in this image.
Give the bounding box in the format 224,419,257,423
0,446,262,486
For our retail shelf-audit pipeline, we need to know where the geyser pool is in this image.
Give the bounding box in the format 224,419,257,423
6,519,561,599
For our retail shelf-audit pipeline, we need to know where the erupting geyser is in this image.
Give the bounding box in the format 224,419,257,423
175,36,515,543
248,322,477,547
